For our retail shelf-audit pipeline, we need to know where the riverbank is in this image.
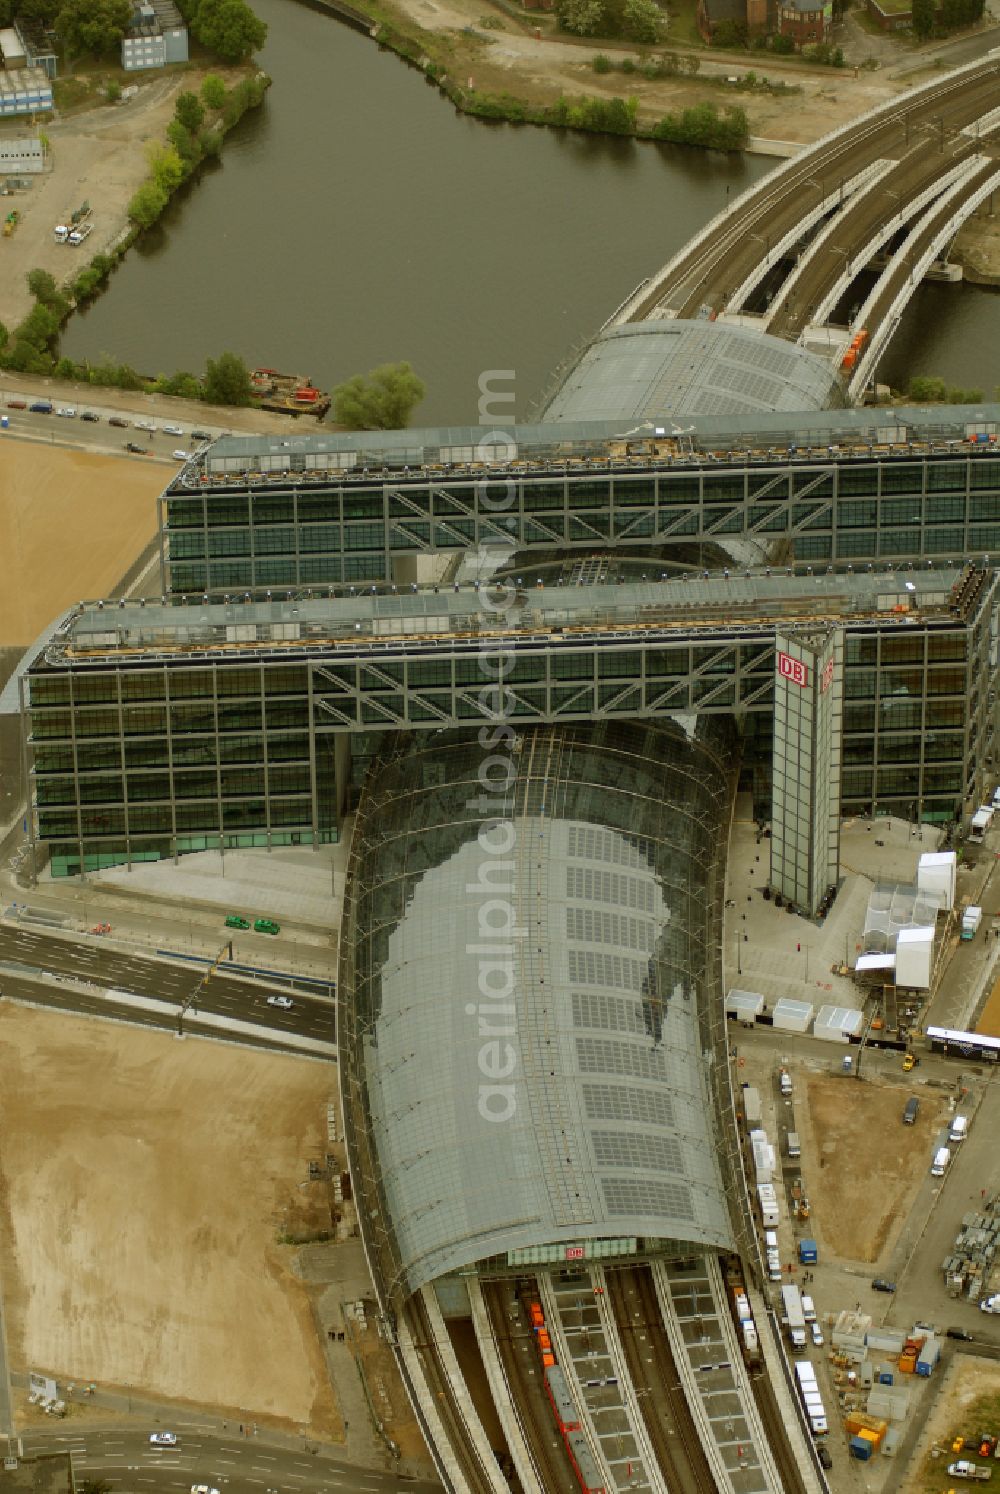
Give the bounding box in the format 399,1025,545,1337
0,62,258,336
951,211,1000,288
332,0,913,151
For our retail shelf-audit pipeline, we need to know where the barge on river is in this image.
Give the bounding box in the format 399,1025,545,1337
250,367,331,418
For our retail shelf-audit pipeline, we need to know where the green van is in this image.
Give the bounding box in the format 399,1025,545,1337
254,917,280,935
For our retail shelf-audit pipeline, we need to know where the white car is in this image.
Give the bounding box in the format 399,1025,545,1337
173,449,192,461
135,419,156,432
149,1431,178,1446
980,1294,1000,1313
163,424,184,436
267,995,293,1010
56,406,77,417
191,1486,220,1494
811,1322,824,1346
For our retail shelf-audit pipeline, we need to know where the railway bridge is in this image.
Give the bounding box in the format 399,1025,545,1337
545,53,1000,419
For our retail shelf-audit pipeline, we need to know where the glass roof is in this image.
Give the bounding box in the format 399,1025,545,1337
339,719,737,1303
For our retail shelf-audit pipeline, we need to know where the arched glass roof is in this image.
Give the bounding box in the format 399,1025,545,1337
340,719,738,1306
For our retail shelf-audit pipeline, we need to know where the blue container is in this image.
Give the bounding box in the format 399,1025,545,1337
799,1238,818,1264
850,1436,872,1461
879,1371,894,1385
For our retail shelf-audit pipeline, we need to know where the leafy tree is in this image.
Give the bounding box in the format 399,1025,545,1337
26,268,59,304
17,301,60,349
769,30,794,51
201,73,227,109
911,0,935,35
193,0,267,61
333,362,426,430
56,0,131,57
622,0,661,41
203,351,253,406
128,179,169,228
712,16,746,44
105,78,121,102
0,321,8,350
175,90,205,133
167,119,201,166
558,0,607,34
148,143,185,193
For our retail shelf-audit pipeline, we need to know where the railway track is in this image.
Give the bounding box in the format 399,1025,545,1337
605,1265,718,1494
749,1358,810,1494
481,1278,581,1494
405,1293,504,1494
626,58,1000,324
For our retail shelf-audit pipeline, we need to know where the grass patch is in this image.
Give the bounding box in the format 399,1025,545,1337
663,0,707,48
914,1387,1000,1492
51,77,98,113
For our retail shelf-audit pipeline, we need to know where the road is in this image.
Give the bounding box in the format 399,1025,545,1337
0,925,335,1051
0,401,231,467
19,1421,438,1494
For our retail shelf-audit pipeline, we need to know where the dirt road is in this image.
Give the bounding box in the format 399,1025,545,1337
0,1004,341,1435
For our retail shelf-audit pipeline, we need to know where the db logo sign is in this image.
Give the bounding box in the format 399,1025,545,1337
565,1245,585,1261
778,651,808,687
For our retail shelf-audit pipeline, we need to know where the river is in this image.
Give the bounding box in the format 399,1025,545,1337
60,0,999,422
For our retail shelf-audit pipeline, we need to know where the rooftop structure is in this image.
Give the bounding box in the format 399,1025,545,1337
542,322,847,424
339,719,742,1308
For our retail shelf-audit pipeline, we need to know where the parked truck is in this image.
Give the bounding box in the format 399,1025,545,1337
68,221,93,247
781,1284,807,1350
947,1460,993,1481
962,906,983,940
55,201,91,243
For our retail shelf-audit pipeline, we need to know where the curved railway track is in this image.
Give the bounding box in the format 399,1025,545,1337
404,1293,503,1494
481,1279,581,1494
605,1265,718,1494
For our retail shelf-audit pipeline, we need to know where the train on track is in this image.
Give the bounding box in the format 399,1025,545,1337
526,1294,606,1494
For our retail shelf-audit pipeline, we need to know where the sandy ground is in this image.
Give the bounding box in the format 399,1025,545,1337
0,65,251,334
0,1004,341,1435
0,439,162,645
800,1072,950,1262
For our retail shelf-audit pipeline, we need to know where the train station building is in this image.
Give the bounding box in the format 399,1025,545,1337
14,401,1000,916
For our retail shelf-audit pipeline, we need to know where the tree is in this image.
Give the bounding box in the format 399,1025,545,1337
201,73,227,110
558,0,607,34
203,351,253,406
711,16,746,44
26,268,59,304
911,0,935,35
621,0,661,40
167,119,201,167
105,78,121,102
0,321,8,350
192,0,268,61
333,362,425,430
56,0,131,56
148,143,185,193
175,90,205,133
128,179,169,228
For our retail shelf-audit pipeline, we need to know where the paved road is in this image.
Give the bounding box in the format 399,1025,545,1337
0,926,335,1049
0,403,229,464
20,1422,437,1494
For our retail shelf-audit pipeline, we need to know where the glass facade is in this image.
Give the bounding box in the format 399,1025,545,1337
161,452,1000,597
26,659,338,876
338,721,753,1310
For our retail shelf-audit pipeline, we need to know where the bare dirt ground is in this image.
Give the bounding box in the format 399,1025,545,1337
0,64,249,333
385,0,910,142
800,1072,950,1262
0,439,161,644
0,1004,341,1436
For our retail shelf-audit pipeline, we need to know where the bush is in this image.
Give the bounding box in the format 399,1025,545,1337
654,100,747,149
201,73,227,109
592,52,613,70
